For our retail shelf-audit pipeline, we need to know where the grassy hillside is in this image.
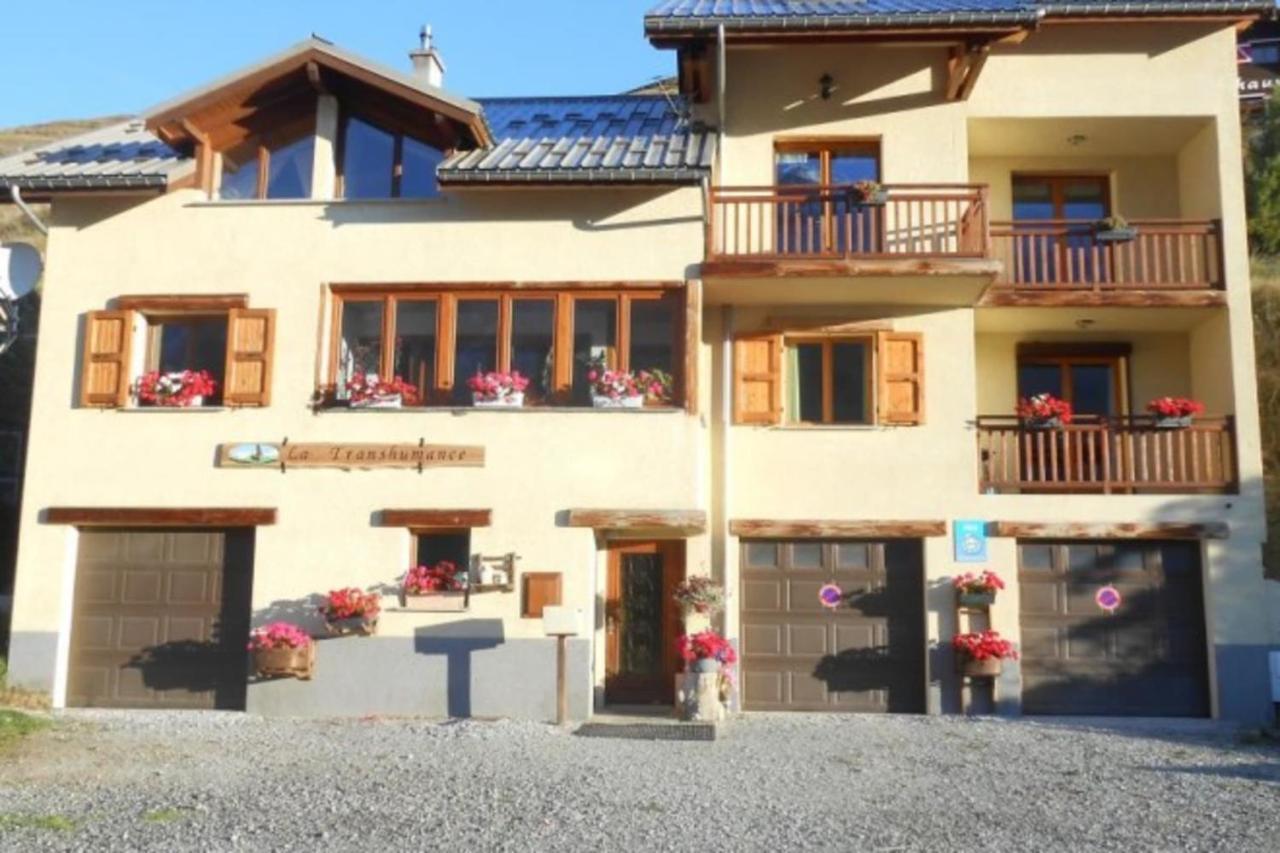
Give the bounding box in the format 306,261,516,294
1251,261,1280,576
0,117,127,251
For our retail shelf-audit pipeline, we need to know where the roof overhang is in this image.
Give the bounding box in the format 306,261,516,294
645,9,1042,46
437,166,708,187
144,38,492,151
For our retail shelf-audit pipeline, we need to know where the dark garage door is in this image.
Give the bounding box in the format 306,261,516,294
67,529,255,710
740,539,925,712
1019,540,1210,717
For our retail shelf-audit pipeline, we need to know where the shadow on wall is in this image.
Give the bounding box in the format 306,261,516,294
414,619,505,719
126,639,247,710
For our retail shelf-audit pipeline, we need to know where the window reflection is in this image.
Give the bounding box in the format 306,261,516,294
342,118,395,199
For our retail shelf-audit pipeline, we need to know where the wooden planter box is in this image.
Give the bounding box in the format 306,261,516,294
957,590,996,608
402,590,469,612
324,615,378,637
958,656,1003,679
251,644,315,680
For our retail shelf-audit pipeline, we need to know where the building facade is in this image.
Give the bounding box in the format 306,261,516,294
2,1,1278,723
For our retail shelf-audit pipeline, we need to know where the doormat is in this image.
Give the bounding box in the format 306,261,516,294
574,722,718,741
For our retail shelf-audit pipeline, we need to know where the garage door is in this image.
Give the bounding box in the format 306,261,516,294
1019,540,1209,717
739,539,926,712
67,529,255,710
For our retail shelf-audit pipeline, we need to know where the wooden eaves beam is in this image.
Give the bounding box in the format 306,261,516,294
946,42,991,101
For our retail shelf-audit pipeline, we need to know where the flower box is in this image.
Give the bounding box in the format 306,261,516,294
1147,397,1203,429
345,373,417,409
134,370,217,408
592,394,644,409
953,571,1004,608
849,180,887,207
1155,415,1193,430
402,591,468,612
957,591,996,608
247,623,316,681
1017,394,1073,430
958,656,1003,678
1021,417,1062,431
1094,226,1138,243
349,394,403,410
324,615,378,637
472,391,524,409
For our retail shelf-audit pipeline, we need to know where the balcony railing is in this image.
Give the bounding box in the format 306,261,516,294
706,184,989,262
977,415,1236,494
990,220,1223,291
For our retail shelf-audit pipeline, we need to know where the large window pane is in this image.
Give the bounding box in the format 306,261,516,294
775,152,821,186
511,300,554,400
266,136,314,199
394,300,437,401
219,142,259,200
1070,364,1115,416
152,317,227,405
629,299,676,376
793,343,824,424
572,299,617,404
338,301,383,398
415,530,471,570
831,341,868,424
401,137,443,198
453,300,499,404
342,118,395,199
1017,363,1064,401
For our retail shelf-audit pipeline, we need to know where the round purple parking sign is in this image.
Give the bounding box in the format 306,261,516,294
819,584,844,609
1095,585,1122,613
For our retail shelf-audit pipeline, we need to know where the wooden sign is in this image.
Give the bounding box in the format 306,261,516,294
217,442,484,471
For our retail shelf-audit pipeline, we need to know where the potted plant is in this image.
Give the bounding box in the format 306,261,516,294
677,630,738,674
952,630,1018,678
1147,396,1205,429
850,179,888,207
318,588,381,637
588,362,673,409
1016,393,1073,430
673,577,726,617
468,370,529,408
134,370,217,408
402,561,469,612
346,373,418,409
247,622,315,680
1094,215,1138,243
953,570,1005,607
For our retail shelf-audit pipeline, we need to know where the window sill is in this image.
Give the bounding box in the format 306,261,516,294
768,423,886,431
316,406,685,415
116,406,229,414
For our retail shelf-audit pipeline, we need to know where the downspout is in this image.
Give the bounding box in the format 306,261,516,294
10,186,49,236
716,24,727,177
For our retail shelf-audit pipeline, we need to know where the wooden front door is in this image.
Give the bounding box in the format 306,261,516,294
605,541,685,704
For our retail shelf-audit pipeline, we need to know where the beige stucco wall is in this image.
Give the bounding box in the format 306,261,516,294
970,156,1182,222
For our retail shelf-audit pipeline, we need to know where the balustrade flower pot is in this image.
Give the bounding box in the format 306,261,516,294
402,590,468,612
957,590,996,608
693,657,722,674
251,645,315,680
1094,226,1138,243
850,189,888,207
472,392,524,409
324,615,378,637
958,656,1003,679
592,394,644,409
1021,417,1062,431
1154,415,1193,430
350,394,403,410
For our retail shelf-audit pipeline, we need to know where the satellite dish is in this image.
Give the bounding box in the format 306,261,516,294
0,242,42,301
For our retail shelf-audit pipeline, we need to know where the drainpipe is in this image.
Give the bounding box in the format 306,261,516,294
716,24,727,177
10,186,49,236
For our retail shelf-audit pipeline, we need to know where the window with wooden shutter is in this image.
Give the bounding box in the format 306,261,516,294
877,331,925,425
223,308,276,407
733,332,782,425
81,310,135,408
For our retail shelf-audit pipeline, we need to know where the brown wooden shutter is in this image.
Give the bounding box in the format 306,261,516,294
80,310,134,408
223,308,275,407
877,331,925,425
733,332,782,425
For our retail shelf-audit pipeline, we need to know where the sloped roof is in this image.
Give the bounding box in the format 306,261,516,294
644,0,1273,34
438,95,712,185
0,120,191,195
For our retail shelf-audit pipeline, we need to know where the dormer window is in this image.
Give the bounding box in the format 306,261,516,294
219,132,315,201
339,115,443,200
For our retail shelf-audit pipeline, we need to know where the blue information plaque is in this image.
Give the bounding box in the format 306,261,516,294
954,520,988,563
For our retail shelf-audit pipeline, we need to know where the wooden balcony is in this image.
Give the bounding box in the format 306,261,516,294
986,220,1225,306
976,415,1236,495
703,184,994,277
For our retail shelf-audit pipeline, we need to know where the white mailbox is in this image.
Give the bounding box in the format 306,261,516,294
542,606,584,637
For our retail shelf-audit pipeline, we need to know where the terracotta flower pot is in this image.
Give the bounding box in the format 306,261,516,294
959,656,1003,679
251,644,315,680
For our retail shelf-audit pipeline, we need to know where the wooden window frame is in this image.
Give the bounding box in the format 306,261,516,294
1015,342,1131,416
218,115,316,201
142,312,226,375
1011,173,1112,221
326,285,688,408
335,111,444,200
774,137,882,185
783,334,876,426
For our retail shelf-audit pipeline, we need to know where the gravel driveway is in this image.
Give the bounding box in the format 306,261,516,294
0,711,1276,852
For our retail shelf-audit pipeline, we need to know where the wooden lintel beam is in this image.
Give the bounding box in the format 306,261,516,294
566,509,706,535
729,519,947,539
45,508,277,527
377,509,492,528
989,521,1229,541
114,293,249,312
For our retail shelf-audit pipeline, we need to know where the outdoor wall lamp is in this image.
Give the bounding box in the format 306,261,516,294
819,74,836,100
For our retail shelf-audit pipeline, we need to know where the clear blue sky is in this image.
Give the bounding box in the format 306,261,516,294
0,1,672,128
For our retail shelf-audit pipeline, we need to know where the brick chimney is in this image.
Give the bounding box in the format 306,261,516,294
410,25,445,88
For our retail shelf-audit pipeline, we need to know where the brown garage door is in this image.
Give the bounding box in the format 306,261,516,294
1019,540,1209,717
740,539,925,712
67,529,255,710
